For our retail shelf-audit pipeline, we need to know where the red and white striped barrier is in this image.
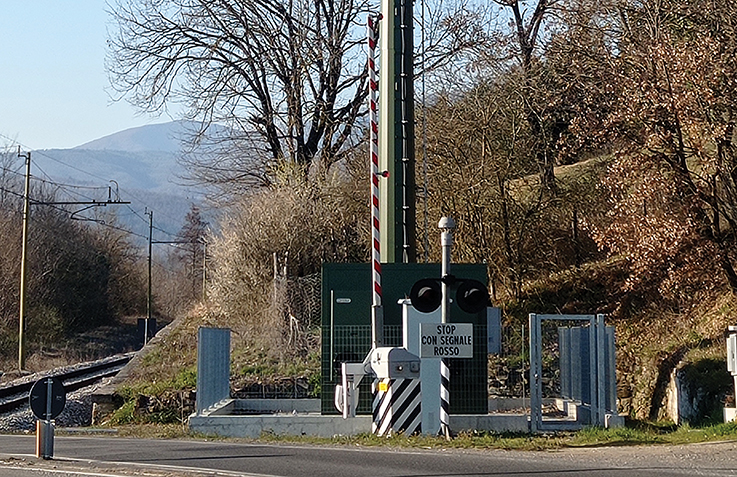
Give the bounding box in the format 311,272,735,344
368,14,384,348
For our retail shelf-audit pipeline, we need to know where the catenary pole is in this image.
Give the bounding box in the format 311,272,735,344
146,209,153,344
18,148,31,371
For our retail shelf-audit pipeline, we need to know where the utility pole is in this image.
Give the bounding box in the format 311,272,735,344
201,239,207,301
146,209,153,344
13,158,130,366
18,148,31,372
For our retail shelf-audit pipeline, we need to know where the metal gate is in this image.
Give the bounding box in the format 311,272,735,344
529,314,618,432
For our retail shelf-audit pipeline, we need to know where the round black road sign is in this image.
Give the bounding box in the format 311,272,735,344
29,377,66,420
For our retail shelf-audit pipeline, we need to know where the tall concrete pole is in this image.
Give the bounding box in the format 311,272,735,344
379,0,416,264
146,210,153,344
18,149,31,371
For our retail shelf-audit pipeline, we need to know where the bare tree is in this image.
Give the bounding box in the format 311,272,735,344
488,0,564,192
583,0,737,296
422,73,606,297
107,0,371,193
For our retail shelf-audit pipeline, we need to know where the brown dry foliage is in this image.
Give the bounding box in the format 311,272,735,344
205,165,366,361
583,0,737,303
422,79,606,299
0,152,148,371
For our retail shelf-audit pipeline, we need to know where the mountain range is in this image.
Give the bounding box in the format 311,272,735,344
33,121,210,240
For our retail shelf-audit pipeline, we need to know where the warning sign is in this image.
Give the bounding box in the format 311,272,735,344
420,323,473,358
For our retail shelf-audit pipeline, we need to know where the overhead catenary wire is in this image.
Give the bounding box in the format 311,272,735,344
126,205,151,225
153,224,179,238
31,161,109,191
0,163,108,205
3,133,173,197
1,135,191,241
43,142,196,227
2,142,186,243
0,185,27,202
0,184,150,241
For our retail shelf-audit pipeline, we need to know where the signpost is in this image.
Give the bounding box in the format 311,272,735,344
407,217,490,439
438,217,454,439
29,377,65,459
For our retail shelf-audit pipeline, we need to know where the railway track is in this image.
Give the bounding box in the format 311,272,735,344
0,352,135,414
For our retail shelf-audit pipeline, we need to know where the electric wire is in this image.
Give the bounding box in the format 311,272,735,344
48,144,193,227
0,184,150,241
0,163,153,244
0,185,27,203
0,164,106,194
3,134,148,199
0,164,27,179
2,135,191,241
126,205,151,225
0,162,101,205
34,164,107,203
153,225,179,238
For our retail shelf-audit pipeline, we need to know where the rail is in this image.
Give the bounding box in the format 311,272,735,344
0,352,135,414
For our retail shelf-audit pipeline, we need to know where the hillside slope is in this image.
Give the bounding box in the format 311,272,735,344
97,154,737,427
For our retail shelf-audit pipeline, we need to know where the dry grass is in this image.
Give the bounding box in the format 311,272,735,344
77,421,737,452
0,316,145,381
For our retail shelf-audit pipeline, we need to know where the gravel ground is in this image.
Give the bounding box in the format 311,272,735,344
0,381,104,433
0,357,126,434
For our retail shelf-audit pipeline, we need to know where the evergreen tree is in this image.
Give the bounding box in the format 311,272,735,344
175,205,209,302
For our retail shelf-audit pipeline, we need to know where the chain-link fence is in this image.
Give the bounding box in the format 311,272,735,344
488,321,570,401
488,324,529,399
228,272,323,400
271,272,322,354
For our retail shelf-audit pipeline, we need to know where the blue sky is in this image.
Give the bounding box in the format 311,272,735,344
0,1,167,150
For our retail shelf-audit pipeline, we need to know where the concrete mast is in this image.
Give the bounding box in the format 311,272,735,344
379,0,416,264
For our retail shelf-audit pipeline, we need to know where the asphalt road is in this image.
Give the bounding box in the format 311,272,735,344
2,434,737,477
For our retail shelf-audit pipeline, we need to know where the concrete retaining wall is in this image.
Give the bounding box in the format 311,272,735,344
189,405,371,438
188,399,533,438
450,414,529,433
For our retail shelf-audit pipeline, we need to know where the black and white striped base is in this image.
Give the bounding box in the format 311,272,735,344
372,378,422,436
439,358,451,438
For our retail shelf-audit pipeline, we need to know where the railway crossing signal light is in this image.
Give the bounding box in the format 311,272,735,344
409,278,442,313
409,277,489,314
455,279,489,314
